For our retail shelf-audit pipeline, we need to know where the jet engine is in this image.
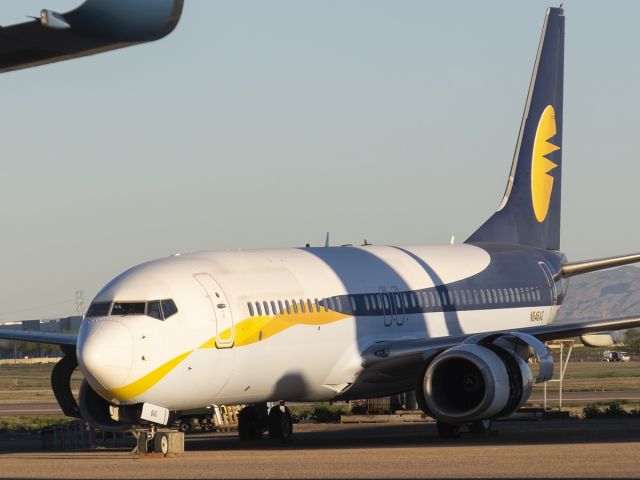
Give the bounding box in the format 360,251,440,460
50,349,136,432
419,332,553,424
78,381,134,432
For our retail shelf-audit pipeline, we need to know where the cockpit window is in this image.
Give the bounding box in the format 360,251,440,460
161,299,178,319
85,302,111,317
112,302,146,316
86,299,178,320
147,300,163,320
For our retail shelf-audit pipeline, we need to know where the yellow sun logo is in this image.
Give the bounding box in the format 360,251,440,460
531,105,560,222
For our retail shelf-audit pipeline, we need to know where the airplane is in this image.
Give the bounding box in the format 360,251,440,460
0,0,183,74
2,4,640,454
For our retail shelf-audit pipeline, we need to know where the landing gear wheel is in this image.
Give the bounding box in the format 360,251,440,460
238,406,263,441
179,419,194,434
436,421,461,439
154,432,169,455
469,419,492,434
268,405,293,443
137,433,151,453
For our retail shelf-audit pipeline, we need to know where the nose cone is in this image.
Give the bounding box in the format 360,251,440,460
77,319,134,393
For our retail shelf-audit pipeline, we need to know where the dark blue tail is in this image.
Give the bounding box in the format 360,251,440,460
467,7,564,250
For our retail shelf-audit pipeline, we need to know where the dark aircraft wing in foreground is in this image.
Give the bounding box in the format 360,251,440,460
0,0,183,74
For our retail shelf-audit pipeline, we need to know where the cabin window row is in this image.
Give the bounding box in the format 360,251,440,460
245,286,543,317
246,297,342,317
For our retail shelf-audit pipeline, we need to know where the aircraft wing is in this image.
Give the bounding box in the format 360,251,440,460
361,315,640,376
0,0,183,74
0,329,77,346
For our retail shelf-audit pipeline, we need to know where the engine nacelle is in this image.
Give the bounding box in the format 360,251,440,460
78,380,136,432
420,332,552,424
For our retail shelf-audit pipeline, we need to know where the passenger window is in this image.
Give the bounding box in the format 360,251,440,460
161,299,178,319
480,289,486,304
300,299,306,313
395,294,402,309
255,302,263,316
515,289,521,302
315,298,320,312
364,296,371,311
285,300,291,314
491,289,498,303
508,288,515,303
497,290,504,304
350,296,357,312
335,297,342,311
278,300,284,314
307,299,313,313
402,293,409,309
147,300,162,320
376,295,383,311
448,291,455,305
263,301,270,315
428,292,435,307
460,290,467,305
383,294,390,309
247,302,255,316
416,292,423,308
86,301,111,317
536,289,541,301
473,290,479,304
271,301,277,315
328,298,335,311
292,300,298,314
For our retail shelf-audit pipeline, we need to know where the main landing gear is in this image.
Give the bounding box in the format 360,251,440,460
436,419,492,439
238,402,293,443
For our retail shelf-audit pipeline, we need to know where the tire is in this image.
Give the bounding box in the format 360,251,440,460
154,432,169,455
238,406,262,441
268,406,293,443
469,419,492,434
179,419,194,434
137,433,151,453
436,421,461,439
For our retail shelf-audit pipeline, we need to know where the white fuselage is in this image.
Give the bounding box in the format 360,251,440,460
77,243,558,410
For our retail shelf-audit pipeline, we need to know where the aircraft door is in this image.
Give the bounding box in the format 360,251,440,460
194,273,234,348
390,286,405,326
538,262,558,306
378,287,391,327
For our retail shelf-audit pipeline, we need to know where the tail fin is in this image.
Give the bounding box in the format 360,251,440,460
467,7,564,250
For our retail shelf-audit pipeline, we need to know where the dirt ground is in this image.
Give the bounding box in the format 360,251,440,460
1,418,639,479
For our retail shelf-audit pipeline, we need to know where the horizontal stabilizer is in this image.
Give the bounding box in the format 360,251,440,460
562,252,640,278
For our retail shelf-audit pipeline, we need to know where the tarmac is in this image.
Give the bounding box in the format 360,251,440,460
3,390,640,416
1,418,639,479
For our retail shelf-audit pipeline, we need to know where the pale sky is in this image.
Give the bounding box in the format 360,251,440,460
1,1,639,322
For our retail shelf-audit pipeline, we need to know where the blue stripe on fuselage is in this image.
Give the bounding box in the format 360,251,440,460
324,244,565,317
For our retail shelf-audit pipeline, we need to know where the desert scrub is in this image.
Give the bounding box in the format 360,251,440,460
0,416,71,433
582,401,640,418
290,403,350,423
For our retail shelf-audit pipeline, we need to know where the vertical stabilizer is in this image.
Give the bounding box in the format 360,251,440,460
467,7,564,250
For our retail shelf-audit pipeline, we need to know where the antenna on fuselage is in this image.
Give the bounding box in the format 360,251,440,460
450,235,455,245
325,232,330,247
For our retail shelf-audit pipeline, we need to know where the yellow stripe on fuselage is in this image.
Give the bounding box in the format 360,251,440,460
209,307,350,348
108,350,193,401
109,308,350,400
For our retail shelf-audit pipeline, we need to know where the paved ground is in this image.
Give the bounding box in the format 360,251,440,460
3,390,640,417
0,403,63,416
1,418,639,478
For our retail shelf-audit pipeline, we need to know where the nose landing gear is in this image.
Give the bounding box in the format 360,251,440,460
133,425,184,456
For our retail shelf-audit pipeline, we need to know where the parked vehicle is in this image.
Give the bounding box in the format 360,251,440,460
602,351,631,362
